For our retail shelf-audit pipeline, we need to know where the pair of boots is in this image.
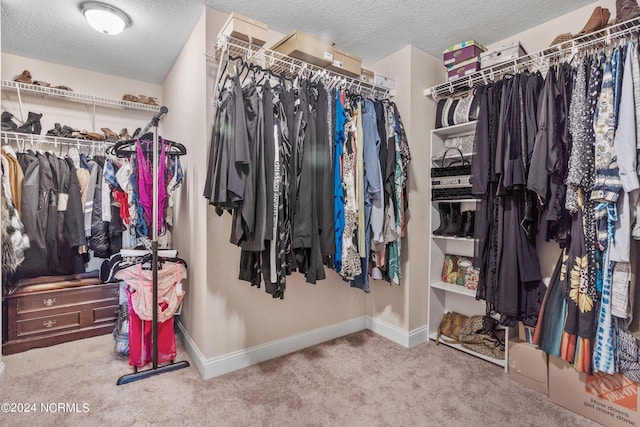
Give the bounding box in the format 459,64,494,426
433,203,474,238
2,111,42,134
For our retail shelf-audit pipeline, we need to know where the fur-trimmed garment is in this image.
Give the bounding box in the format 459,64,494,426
1,189,29,273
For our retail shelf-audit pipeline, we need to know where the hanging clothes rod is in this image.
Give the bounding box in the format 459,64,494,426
207,35,390,100
426,15,640,100
1,130,109,152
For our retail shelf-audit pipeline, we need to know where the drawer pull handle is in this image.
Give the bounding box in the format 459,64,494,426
43,320,56,329
43,298,56,307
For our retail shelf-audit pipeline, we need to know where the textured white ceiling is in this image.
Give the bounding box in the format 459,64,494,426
1,0,597,84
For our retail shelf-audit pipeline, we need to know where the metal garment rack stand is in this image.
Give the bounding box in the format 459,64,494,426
425,16,640,100
207,35,391,101
117,106,190,385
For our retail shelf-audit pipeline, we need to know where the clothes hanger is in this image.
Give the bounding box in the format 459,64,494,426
113,136,186,158
217,54,244,91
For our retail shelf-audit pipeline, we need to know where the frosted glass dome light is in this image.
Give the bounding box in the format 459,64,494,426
80,2,131,35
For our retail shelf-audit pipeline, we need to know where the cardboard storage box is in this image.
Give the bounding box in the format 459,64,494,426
518,322,536,344
508,339,548,394
217,12,268,46
360,68,375,84
480,41,527,69
327,48,361,77
271,30,334,67
447,57,481,81
443,40,486,67
549,356,640,427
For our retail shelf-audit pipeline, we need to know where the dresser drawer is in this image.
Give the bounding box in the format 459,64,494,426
16,311,82,338
14,284,119,314
93,305,119,324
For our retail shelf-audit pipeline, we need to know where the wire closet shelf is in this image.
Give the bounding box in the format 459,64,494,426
425,16,640,100
1,80,161,113
1,130,111,153
207,35,390,100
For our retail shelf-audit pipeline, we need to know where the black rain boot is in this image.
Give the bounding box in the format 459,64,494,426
455,211,469,237
32,113,42,135
464,210,475,238
46,123,63,136
443,203,462,236
16,112,43,134
456,210,475,238
433,203,450,235
1,111,18,131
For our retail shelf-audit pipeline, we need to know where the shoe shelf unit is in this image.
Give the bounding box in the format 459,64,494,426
2,80,160,113
2,79,159,146
427,120,509,371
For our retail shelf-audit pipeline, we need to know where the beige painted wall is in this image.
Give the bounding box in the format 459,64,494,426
162,8,209,356
407,46,446,331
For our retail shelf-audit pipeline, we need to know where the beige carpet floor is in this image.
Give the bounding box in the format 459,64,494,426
0,330,598,426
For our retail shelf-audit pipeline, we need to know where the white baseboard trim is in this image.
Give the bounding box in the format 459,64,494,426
181,316,368,380
0,362,6,385
366,318,428,348
175,319,207,376
408,326,429,348
367,317,411,347
178,316,428,380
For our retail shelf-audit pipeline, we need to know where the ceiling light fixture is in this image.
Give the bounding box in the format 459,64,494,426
80,2,131,35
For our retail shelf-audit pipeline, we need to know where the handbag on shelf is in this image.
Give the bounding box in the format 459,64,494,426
431,134,475,168
441,254,473,286
436,311,470,344
431,148,472,201
458,315,505,359
435,90,480,129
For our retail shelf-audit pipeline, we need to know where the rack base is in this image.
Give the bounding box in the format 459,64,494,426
116,360,190,385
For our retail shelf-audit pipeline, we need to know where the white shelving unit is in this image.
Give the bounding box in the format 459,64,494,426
1,80,160,112
1,79,157,143
431,235,475,242
427,120,509,372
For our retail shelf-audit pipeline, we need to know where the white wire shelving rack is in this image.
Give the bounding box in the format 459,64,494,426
425,16,640,100
1,80,161,112
1,130,112,154
207,35,391,100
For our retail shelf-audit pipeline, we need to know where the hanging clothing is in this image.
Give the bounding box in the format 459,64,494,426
136,138,167,234
115,261,186,323
204,69,410,298
125,287,177,368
